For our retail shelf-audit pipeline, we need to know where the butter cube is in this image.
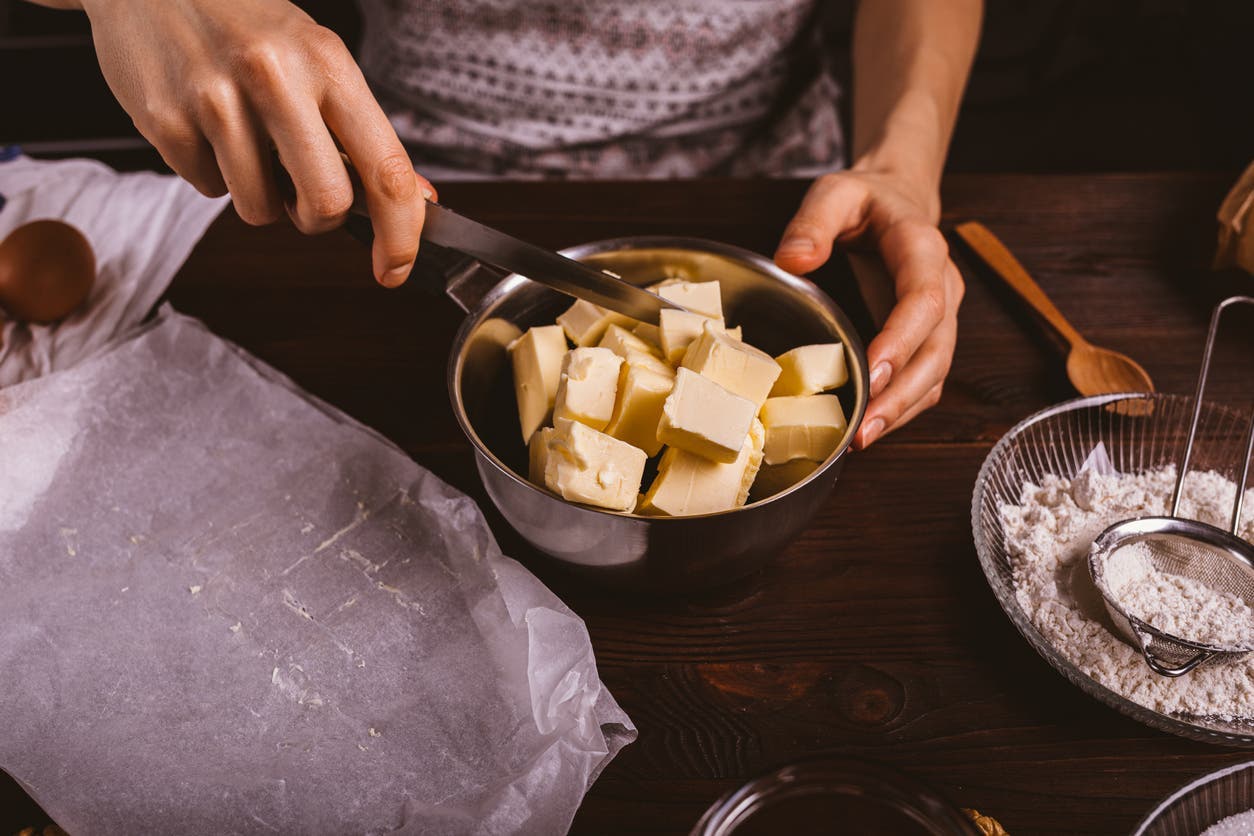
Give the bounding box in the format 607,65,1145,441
655,280,723,320
631,321,662,348
599,323,662,360
681,322,781,408
605,364,674,456
659,309,724,365
770,343,848,397
507,325,569,443
657,367,755,463
556,299,634,346
623,348,675,379
749,459,820,501
553,347,623,431
544,419,646,512
640,419,765,515
725,325,742,341
760,395,848,465
528,426,555,485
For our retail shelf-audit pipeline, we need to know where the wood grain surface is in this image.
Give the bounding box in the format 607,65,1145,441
6,173,1254,834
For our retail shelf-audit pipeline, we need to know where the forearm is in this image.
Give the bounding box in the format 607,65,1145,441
850,0,983,217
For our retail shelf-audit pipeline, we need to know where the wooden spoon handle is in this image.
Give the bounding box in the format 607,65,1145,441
954,221,1085,348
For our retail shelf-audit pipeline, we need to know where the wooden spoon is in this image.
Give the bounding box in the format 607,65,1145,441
0,219,96,325
955,221,1154,397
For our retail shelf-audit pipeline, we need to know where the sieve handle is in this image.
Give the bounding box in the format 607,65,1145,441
1135,635,1214,678
1171,296,1254,531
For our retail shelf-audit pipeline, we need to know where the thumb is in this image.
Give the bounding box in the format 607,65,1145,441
774,174,869,275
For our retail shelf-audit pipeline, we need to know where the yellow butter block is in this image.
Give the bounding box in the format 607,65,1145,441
623,347,675,379
553,347,623,431
749,458,820,501
759,395,847,465
507,324,569,444
605,363,674,456
659,308,724,365
544,419,646,512
681,322,781,408
599,323,663,361
556,299,634,346
639,419,765,515
770,343,848,397
654,280,724,319
657,367,755,463
631,321,662,348
528,426,555,485
725,325,742,341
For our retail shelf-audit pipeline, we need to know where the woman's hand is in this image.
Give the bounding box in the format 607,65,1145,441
77,0,432,286
774,167,963,449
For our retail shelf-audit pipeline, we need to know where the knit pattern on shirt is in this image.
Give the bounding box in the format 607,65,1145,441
357,0,844,179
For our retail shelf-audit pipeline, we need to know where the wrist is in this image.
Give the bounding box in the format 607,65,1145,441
850,148,942,224
851,89,951,223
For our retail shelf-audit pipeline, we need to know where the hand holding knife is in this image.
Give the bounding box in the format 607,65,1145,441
273,153,683,324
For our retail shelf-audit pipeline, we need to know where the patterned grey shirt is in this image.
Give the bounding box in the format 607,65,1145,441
357,1,845,179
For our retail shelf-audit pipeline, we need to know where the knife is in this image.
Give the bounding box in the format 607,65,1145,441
419,202,681,324
272,152,683,323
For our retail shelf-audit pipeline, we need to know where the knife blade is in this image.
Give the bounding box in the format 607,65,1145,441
421,202,682,324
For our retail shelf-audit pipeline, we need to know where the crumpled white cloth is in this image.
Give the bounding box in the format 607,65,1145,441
0,154,227,387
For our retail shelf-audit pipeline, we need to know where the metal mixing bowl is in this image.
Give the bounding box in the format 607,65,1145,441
442,237,869,591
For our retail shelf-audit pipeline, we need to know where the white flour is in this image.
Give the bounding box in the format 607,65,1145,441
1202,808,1254,836
1002,464,1254,721
1104,542,1254,648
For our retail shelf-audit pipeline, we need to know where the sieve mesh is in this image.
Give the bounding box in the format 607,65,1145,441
1090,297,1254,674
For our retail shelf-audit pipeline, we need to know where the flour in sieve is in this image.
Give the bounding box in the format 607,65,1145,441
1104,541,1254,648
1002,464,1254,721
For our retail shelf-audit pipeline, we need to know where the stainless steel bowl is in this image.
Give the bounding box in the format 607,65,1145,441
441,237,869,591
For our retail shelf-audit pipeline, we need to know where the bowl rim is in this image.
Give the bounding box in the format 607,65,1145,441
447,235,870,522
1132,759,1254,835
970,390,1254,746
690,755,981,836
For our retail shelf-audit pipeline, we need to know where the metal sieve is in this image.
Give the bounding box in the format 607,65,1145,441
1089,296,1254,677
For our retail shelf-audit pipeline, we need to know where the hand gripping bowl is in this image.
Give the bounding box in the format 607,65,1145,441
437,237,869,592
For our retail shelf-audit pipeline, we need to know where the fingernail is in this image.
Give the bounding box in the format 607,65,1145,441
861,416,886,447
421,188,434,201
775,236,815,257
382,262,413,287
870,362,892,397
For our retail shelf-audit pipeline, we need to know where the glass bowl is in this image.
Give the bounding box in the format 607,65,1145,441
971,391,1254,745
1134,760,1254,835
690,757,980,836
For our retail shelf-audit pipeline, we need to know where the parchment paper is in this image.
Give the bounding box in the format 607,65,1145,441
0,308,634,834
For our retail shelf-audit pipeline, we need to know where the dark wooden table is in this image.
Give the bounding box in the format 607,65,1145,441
7,172,1254,834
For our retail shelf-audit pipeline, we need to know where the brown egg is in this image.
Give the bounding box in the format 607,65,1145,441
0,220,96,324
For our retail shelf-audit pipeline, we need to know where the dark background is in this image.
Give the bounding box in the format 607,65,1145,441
2,0,1252,174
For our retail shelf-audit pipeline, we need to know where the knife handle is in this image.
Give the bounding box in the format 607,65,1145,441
269,150,497,302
